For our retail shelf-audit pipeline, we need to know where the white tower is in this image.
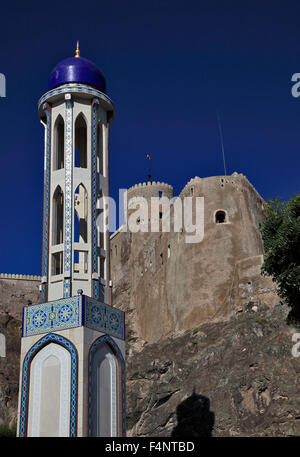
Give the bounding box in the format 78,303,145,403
17,44,126,437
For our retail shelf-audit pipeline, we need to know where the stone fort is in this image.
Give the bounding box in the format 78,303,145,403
110,172,278,349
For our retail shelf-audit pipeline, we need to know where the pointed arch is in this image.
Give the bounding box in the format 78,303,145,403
74,183,88,243
19,333,78,437
88,335,126,437
74,183,88,274
75,113,87,168
53,114,64,170
52,185,64,245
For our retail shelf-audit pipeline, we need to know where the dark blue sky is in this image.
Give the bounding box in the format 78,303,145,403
0,0,299,275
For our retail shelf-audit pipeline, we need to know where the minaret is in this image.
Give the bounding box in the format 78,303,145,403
39,41,112,303
17,45,126,437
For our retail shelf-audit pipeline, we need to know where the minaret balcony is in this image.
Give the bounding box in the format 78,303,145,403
22,294,125,340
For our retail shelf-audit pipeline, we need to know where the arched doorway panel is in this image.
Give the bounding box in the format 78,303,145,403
27,343,70,437
19,333,78,437
88,335,125,437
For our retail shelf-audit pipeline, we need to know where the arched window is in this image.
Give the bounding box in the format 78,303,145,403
53,115,64,170
74,184,87,243
74,184,88,274
97,122,103,175
215,210,227,224
97,190,104,248
52,186,63,245
75,114,87,168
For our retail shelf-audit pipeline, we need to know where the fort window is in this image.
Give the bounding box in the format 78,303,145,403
215,210,227,224
54,114,64,170
52,186,64,245
191,186,194,196
158,191,162,198
160,252,163,265
75,113,87,168
167,244,171,258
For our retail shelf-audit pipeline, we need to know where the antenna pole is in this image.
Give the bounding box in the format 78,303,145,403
217,111,227,176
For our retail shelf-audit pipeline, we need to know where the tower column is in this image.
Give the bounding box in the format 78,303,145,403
91,98,100,299
41,103,51,303
63,95,73,298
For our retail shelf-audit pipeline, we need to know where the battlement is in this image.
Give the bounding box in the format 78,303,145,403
0,273,41,281
127,181,174,193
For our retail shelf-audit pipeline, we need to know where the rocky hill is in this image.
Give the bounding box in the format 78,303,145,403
0,277,40,431
125,301,300,437
1,277,300,437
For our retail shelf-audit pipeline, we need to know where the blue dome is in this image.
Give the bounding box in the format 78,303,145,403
48,56,106,93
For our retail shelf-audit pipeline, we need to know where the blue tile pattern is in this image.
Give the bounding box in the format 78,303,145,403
84,296,125,340
64,99,73,297
19,333,78,437
41,104,51,303
22,295,125,340
91,99,100,299
23,296,82,337
92,279,99,300
87,334,126,437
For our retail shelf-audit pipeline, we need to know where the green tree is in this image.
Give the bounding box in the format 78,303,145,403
260,194,300,323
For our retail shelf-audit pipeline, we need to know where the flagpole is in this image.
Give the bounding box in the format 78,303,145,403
147,154,152,183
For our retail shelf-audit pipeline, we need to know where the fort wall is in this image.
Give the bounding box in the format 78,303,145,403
111,172,279,346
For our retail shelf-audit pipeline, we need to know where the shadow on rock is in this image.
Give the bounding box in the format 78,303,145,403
171,392,214,437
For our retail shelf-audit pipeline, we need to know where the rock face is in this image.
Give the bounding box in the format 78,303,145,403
126,302,300,437
0,278,40,429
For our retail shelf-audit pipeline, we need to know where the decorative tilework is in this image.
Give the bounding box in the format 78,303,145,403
92,279,99,300
19,333,78,437
23,296,82,337
22,295,124,340
84,296,125,340
41,104,51,303
91,99,99,279
91,99,100,299
64,99,73,297
87,335,126,437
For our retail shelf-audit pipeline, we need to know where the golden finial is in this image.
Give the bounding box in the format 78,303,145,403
75,41,80,58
